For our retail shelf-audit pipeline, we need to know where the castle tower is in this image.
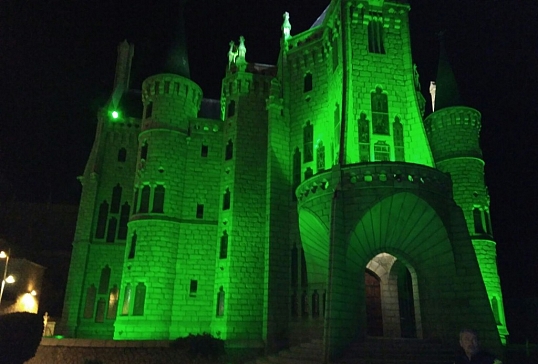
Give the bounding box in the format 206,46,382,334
59,40,140,338
423,40,509,343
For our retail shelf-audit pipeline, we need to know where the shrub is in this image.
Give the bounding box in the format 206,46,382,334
171,333,225,359
0,312,44,364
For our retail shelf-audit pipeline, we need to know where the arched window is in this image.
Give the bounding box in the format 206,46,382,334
223,188,231,210
220,231,228,259
303,122,313,162
371,87,389,135
139,185,150,213
95,201,109,239
83,284,97,319
118,202,130,240
368,18,385,54
98,265,111,294
106,217,117,243
111,184,122,213
95,298,106,323
128,232,137,259
316,141,325,172
107,285,119,319
121,284,131,316
216,287,225,316
117,148,127,162
152,185,165,213
304,72,313,92
225,139,234,160
133,282,146,316
227,100,236,118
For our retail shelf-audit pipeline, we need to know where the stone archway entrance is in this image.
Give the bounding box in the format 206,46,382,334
365,253,419,338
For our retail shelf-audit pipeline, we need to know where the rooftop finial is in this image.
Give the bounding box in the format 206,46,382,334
282,12,292,40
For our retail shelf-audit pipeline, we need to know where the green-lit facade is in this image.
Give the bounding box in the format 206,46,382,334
60,0,508,359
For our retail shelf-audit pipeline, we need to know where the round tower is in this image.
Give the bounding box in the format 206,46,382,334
113,74,202,340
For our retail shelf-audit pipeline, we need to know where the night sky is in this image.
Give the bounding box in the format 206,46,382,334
1,0,536,339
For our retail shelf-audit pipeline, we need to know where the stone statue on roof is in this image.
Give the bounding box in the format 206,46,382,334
237,36,246,61
282,12,292,40
228,41,238,69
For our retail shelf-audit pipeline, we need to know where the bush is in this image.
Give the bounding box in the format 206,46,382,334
0,312,44,364
171,333,225,359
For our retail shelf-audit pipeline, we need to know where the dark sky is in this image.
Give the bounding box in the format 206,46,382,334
1,0,537,336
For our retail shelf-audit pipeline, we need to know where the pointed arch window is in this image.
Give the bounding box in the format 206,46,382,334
304,72,313,92
225,139,234,161
83,284,97,319
303,122,313,163
121,284,132,316
216,287,225,316
106,217,118,243
118,202,130,240
111,184,122,213
98,265,111,294
95,298,106,323
220,231,228,259
95,201,109,239
133,283,146,316
107,285,119,319
152,185,165,213
223,188,231,210
118,148,127,162
128,232,137,259
139,185,150,213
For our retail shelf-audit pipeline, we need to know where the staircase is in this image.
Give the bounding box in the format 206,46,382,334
247,337,455,364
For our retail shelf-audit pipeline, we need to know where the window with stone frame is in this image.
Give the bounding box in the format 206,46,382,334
303,122,314,163
128,232,137,259
371,87,389,135
106,217,117,243
316,141,325,172
144,102,153,119
140,141,148,161
107,285,119,319
139,185,151,213
95,201,109,239
118,202,130,240
117,148,127,162
223,188,231,210
473,208,485,234
83,284,97,319
152,185,165,213
121,284,131,316
304,72,313,92
98,266,111,294
190,280,198,297
220,231,228,259
227,100,236,118
95,298,106,323
368,16,385,54
196,203,204,219
111,184,122,213
216,287,225,316
133,283,146,316
225,139,234,160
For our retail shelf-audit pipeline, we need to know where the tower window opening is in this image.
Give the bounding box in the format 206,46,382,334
117,148,127,162
227,100,236,118
216,287,225,316
225,139,234,160
303,122,314,162
368,18,385,54
304,72,313,92
128,232,137,259
121,284,131,316
201,144,209,157
220,231,228,259
106,217,118,243
95,201,109,239
196,203,204,219
304,167,313,180
485,210,493,235
154,81,160,95
139,185,151,213
133,189,139,213
152,185,165,213
190,280,198,297
223,188,231,210
164,81,170,93
371,88,389,135
95,298,106,323
83,284,97,319
107,285,119,319
473,207,485,234
140,141,148,161
145,103,153,119
317,141,325,172
118,202,130,240
133,282,146,316
111,184,122,213
98,265,111,294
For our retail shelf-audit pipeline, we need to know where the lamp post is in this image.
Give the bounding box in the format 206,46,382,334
0,248,11,306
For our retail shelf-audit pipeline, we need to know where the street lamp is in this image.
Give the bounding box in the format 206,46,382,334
0,249,14,306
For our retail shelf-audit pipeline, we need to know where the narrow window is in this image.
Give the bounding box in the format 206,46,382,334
220,231,228,259
107,285,119,319
223,188,231,210
216,287,225,316
196,204,204,219
164,81,170,93
111,184,122,213
304,72,313,92
303,122,313,162
174,82,180,94
98,265,111,294
312,290,320,318
117,148,127,162
106,217,117,243
371,87,389,135
227,100,236,118
118,202,130,240
225,139,233,160
121,284,131,315
491,297,501,324
201,144,209,157
83,284,97,319
139,185,150,213
145,103,153,119
133,189,139,213
133,282,146,316
473,208,485,234
358,112,371,162
368,18,385,54
152,185,165,213
393,116,405,161
292,148,301,201
140,141,148,161
95,298,106,323
95,201,109,239
190,280,198,297
128,232,137,259
154,81,160,94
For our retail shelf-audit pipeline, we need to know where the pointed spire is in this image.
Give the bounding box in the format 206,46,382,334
163,0,190,78
434,32,463,111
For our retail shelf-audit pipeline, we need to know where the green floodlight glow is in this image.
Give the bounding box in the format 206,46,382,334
111,110,120,119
